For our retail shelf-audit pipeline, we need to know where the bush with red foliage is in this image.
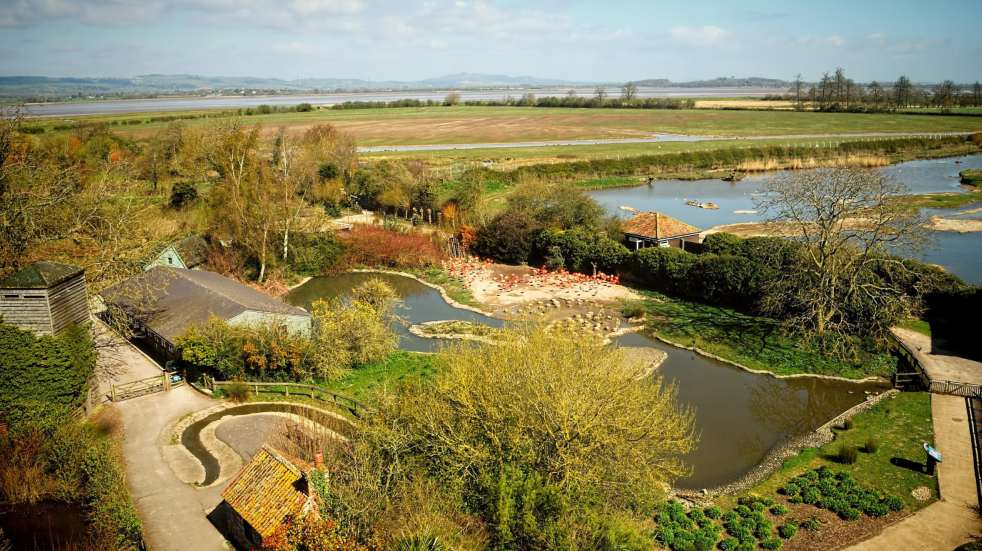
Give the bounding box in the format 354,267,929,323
339,224,446,269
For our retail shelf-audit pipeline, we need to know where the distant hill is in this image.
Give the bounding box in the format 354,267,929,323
0,73,587,100
633,76,792,88
0,73,793,101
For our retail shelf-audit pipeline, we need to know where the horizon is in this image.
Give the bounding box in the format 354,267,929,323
2,0,981,83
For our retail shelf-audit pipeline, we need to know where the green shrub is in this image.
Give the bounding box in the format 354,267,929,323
769,504,789,516
884,496,904,512
760,537,783,550
839,507,861,521
719,536,739,551
169,182,198,209
224,381,251,402
777,521,797,539
703,506,722,520
863,437,879,453
395,533,444,551
842,418,854,430
800,516,821,531
837,444,858,464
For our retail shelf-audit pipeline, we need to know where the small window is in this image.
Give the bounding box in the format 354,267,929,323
167,256,173,265
3,295,19,299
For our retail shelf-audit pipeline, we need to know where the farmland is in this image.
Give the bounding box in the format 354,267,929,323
29,105,982,146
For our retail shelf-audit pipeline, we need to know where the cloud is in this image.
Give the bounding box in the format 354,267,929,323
669,25,727,47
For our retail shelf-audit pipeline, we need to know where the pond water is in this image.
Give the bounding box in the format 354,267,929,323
286,272,504,352
286,271,885,490
588,154,982,283
614,332,886,490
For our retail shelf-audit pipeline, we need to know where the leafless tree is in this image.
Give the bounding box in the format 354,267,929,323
756,169,928,342
621,81,638,101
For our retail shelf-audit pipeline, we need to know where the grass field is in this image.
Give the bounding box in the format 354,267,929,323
323,351,440,401
731,392,937,511
30,105,982,146
639,292,897,379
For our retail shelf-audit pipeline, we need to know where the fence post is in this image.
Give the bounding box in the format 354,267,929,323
163,373,171,392
111,385,117,402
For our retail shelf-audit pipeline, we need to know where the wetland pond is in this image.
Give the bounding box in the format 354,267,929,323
588,153,982,283
287,272,887,490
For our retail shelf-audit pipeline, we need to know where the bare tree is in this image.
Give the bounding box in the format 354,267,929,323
756,169,928,342
894,75,912,108
933,80,956,112
593,86,608,103
621,81,638,101
793,73,803,110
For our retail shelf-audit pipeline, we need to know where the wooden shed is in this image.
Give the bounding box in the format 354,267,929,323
145,235,210,271
0,262,89,336
211,445,317,549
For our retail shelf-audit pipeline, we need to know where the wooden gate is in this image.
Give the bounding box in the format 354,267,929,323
111,373,184,402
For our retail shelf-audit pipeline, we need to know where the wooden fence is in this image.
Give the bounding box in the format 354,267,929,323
111,373,184,402
204,377,370,419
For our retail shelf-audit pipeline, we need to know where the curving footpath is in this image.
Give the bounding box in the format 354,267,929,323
847,330,982,550
96,323,229,551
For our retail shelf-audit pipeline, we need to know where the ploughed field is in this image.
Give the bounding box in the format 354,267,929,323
37,106,982,145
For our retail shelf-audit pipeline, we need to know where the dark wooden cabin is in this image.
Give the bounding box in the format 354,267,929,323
0,262,89,336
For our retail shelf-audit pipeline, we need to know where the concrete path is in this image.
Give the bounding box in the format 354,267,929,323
892,327,982,386
96,324,229,551
847,394,982,550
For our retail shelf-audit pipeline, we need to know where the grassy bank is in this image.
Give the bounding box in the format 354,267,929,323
638,292,897,379
961,168,982,186
729,392,937,511
902,191,982,209
323,351,440,401
402,266,482,308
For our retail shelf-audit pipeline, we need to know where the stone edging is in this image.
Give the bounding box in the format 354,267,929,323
676,389,900,500
650,333,889,385
350,268,497,317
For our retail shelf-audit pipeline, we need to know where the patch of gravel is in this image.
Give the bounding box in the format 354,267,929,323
911,486,933,501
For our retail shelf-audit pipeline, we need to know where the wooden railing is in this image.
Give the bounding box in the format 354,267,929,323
204,377,370,418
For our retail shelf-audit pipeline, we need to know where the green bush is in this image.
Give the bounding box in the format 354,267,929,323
395,533,444,551
0,323,95,418
224,381,251,402
863,437,879,453
769,504,789,516
837,444,858,464
800,516,821,531
703,506,722,520
777,521,797,539
843,418,854,430
719,536,739,551
169,181,198,209
760,537,783,550
289,232,344,275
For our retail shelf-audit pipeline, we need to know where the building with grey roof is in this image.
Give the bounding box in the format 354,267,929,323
101,267,310,358
145,235,210,271
0,261,89,336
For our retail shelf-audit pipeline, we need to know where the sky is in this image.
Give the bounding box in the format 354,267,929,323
1,0,981,83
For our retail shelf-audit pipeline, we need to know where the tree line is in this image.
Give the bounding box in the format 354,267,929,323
786,69,982,112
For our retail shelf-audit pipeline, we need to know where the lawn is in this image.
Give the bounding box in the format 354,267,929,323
731,392,937,512
638,291,897,379
29,105,982,145
322,351,440,402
